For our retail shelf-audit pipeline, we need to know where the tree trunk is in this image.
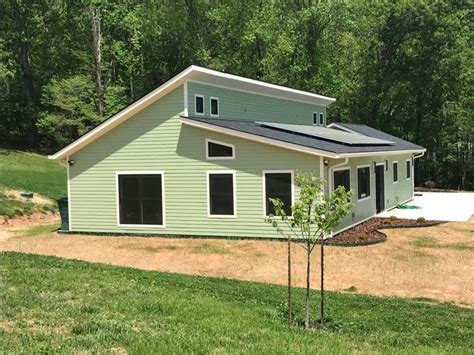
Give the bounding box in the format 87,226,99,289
288,234,292,327
304,242,311,329
91,5,104,117
320,237,325,327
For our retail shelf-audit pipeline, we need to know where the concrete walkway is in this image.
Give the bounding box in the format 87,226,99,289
377,192,474,221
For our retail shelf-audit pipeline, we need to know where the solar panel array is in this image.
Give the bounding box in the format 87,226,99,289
257,122,394,146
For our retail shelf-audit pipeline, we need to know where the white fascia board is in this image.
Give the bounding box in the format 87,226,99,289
49,66,194,160
180,118,339,158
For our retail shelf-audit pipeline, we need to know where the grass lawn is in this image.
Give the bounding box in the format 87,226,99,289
0,149,66,217
1,252,472,353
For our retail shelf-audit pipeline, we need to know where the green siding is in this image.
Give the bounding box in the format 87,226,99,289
187,81,326,125
69,85,320,238
327,154,414,232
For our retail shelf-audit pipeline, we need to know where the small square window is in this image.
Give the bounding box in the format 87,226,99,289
195,95,204,115
210,97,219,116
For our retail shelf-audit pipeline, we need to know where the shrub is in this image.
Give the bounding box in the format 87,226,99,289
424,180,436,189
389,216,398,221
356,232,369,240
416,217,426,223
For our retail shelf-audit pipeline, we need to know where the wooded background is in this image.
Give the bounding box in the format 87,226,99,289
1,0,472,190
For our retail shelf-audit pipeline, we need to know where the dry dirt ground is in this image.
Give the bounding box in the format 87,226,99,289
1,214,473,307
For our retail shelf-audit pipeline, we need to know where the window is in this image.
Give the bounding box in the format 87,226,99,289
118,173,164,226
406,160,411,179
357,166,370,200
333,169,350,192
313,112,318,125
208,172,235,217
393,162,398,183
264,172,293,216
195,94,204,115
319,112,324,125
210,97,219,117
206,139,234,159
385,160,389,171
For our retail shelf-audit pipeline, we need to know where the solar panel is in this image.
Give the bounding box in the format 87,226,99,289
257,122,394,146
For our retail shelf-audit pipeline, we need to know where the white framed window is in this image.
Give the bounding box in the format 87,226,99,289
333,167,350,192
207,170,236,218
312,112,318,125
393,161,398,183
205,139,235,160
210,96,219,117
263,170,294,217
406,159,411,180
357,165,371,201
116,171,165,228
319,112,324,125
194,94,204,115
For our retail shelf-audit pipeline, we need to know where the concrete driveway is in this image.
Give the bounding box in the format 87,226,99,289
378,192,474,221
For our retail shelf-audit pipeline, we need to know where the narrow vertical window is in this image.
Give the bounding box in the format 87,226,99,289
357,166,370,200
333,169,350,192
319,112,324,125
195,94,204,115
264,172,293,216
313,112,318,125
210,97,219,117
406,160,411,179
393,162,398,183
208,172,235,217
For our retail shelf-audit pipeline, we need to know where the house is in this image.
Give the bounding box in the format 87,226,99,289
49,65,425,238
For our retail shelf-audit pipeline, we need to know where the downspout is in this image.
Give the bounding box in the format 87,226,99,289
412,151,426,196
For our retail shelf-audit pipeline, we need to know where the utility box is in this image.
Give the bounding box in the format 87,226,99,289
57,197,69,232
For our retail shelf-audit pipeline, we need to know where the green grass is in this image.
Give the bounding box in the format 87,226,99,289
13,223,59,237
0,149,66,199
0,149,66,217
1,253,472,353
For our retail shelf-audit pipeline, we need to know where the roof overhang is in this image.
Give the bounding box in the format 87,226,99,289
180,117,426,159
49,65,336,160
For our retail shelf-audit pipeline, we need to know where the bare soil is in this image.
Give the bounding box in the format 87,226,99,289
328,217,444,246
4,189,55,206
1,214,473,306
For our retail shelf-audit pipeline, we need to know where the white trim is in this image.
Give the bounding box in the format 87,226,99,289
356,164,371,201
194,94,205,116
115,171,166,228
187,78,335,107
332,166,351,191
205,138,235,160
207,170,237,218
209,96,219,117
405,159,412,180
183,81,188,116
66,157,72,231
181,117,339,158
262,170,295,218
312,112,319,125
319,112,325,126
392,161,399,183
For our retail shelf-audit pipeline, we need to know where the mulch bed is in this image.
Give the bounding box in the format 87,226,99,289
325,217,445,247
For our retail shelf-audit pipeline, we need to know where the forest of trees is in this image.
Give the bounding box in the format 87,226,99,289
1,0,472,189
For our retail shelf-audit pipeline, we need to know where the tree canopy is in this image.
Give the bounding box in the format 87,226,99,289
0,0,472,189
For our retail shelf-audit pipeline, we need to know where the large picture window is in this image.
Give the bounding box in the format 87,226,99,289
333,169,350,192
208,172,235,217
357,166,370,200
264,172,293,216
118,173,164,225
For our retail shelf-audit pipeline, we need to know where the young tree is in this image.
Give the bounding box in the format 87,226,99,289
267,172,353,329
